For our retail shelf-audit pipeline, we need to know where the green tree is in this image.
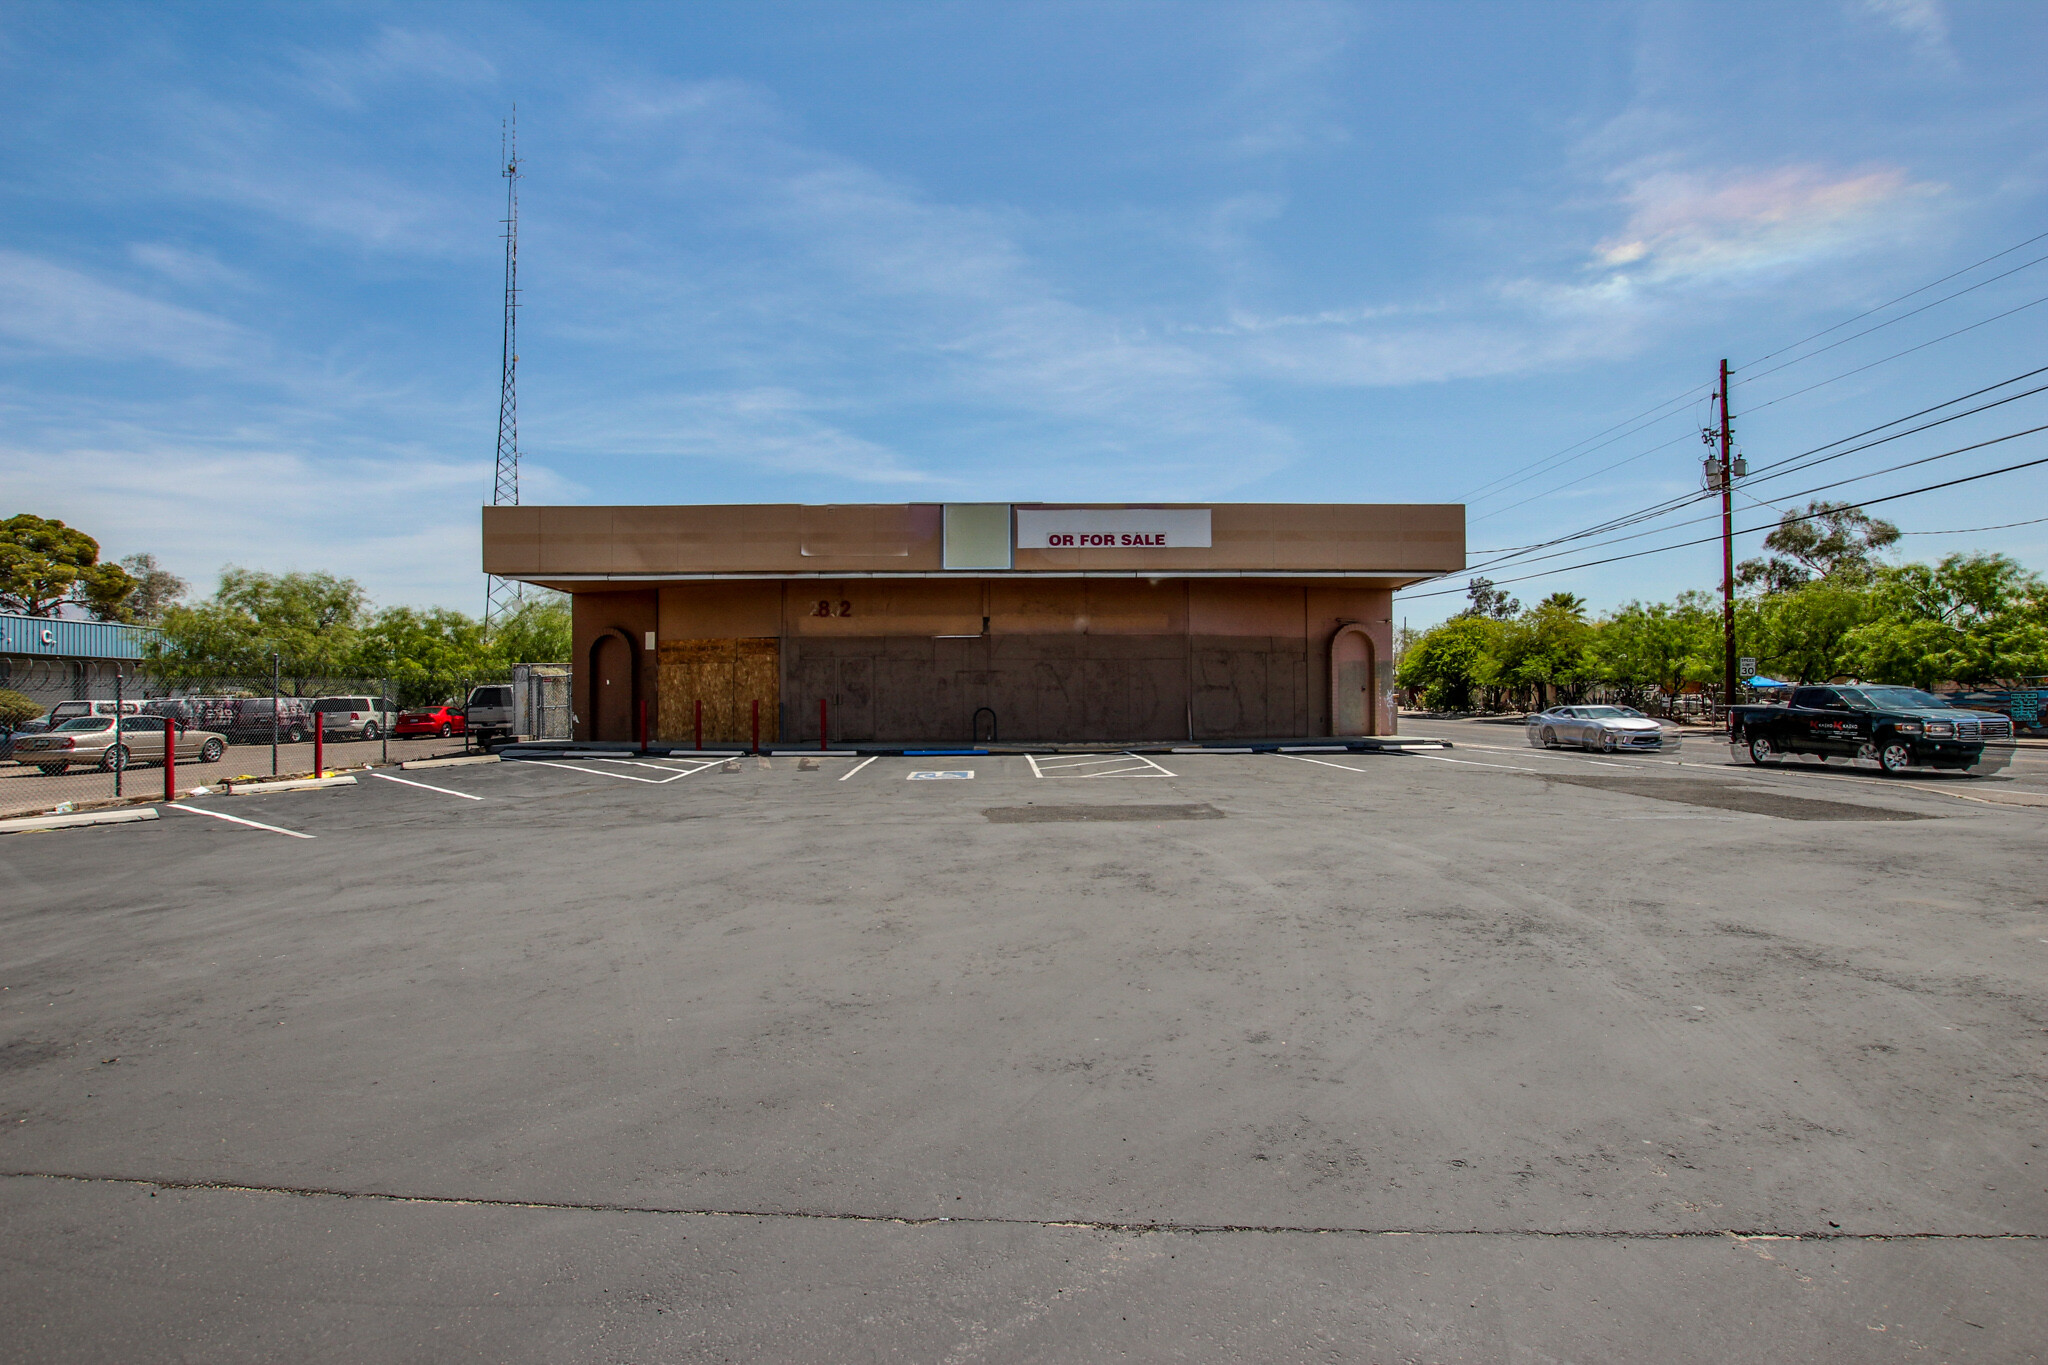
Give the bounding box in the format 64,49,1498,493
1593,593,1719,707
1490,593,1596,707
1397,616,1501,710
0,688,41,728
1743,577,1874,683
1456,577,1520,620
487,594,571,665
151,568,369,688
1737,500,1899,594
1845,553,2048,687
0,514,137,619
116,553,188,624
351,606,493,704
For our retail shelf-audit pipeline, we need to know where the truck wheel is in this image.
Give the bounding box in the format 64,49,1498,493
362,722,380,742
285,724,304,744
1877,741,1914,775
1747,732,1775,765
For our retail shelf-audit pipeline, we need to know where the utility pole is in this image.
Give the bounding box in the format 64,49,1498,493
1716,359,1737,715
485,111,524,628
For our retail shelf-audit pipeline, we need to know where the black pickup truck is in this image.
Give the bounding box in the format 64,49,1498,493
1728,685,2014,775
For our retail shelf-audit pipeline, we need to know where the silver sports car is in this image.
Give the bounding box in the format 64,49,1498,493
1526,704,1674,752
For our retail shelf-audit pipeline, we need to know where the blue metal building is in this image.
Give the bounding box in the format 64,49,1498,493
0,612,164,704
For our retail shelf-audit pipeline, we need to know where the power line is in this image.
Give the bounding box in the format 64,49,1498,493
1460,228,2048,510
1464,366,2048,576
1741,294,2048,415
1734,249,2048,387
1747,362,2048,475
1460,384,1709,505
1902,514,2048,535
1476,323,2048,532
1739,227,2048,368
1399,433,2048,600
1458,418,2048,584
1742,379,2048,488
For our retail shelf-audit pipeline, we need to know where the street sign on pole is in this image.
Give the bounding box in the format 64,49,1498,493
1739,657,1757,678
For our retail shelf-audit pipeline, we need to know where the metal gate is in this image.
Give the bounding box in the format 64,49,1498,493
511,663,571,740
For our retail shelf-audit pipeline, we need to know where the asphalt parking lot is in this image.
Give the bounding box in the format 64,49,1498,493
0,733,474,819
2,733,2044,1362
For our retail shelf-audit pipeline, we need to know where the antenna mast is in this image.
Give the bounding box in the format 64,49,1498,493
485,111,524,627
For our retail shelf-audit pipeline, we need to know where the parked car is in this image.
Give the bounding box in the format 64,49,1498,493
394,701,466,739
464,684,515,743
1526,704,1674,752
40,699,148,725
11,715,226,773
313,695,397,741
227,697,311,744
1728,685,2013,775
1,717,52,762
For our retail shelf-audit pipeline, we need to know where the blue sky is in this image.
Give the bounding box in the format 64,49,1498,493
3,1,2046,624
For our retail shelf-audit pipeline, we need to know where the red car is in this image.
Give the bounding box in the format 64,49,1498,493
393,703,467,739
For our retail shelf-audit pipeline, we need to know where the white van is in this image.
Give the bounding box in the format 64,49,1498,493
42,699,148,724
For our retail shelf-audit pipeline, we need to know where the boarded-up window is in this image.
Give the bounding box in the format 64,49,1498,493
658,639,779,743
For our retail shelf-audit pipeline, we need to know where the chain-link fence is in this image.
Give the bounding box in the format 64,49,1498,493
0,669,516,820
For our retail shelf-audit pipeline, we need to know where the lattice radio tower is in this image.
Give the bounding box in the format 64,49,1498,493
485,112,524,627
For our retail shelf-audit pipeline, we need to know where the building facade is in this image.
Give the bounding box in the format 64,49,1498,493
482,503,1464,745
0,612,163,707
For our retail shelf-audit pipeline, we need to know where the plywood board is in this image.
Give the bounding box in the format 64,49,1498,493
658,639,780,744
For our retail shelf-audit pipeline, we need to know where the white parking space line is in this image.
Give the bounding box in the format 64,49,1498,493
1400,752,1539,773
1275,753,1372,773
838,755,879,781
167,804,315,838
373,772,484,801
1026,752,1177,778
1440,739,1681,770
525,758,721,785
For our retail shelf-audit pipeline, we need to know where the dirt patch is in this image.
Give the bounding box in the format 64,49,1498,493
982,803,1226,824
1543,775,1933,821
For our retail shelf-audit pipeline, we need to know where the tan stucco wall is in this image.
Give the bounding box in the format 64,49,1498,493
576,578,1397,742
487,502,1462,583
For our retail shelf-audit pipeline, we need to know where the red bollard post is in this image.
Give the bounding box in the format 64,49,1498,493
820,697,828,751
164,718,177,802
313,712,324,777
751,699,760,755
694,699,703,752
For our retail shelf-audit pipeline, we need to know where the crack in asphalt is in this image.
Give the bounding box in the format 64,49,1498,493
5,1170,2040,1241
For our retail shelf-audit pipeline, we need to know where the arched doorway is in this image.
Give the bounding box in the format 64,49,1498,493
589,629,638,741
1330,625,1376,736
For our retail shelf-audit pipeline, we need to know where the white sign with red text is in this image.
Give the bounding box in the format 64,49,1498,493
1016,508,1212,550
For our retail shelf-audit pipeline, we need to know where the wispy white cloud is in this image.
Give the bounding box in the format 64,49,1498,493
294,26,498,107
564,79,1302,495
1589,163,1938,284
0,249,248,366
0,439,496,608
564,388,937,487
127,242,250,290
1853,0,1958,69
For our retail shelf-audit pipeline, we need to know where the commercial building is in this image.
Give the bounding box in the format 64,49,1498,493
1,612,162,707
481,503,1463,746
